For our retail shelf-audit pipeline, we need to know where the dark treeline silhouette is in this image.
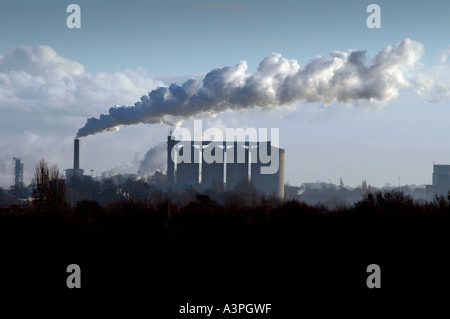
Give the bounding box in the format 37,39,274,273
285,181,428,208
1,161,448,311
1,188,449,286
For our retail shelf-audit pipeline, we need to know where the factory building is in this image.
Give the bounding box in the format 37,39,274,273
225,142,249,190
167,135,285,198
201,141,225,189
250,145,285,199
176,141,200,185
426,164,450,200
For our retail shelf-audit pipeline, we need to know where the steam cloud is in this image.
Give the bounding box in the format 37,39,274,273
0,159,7,175
137,142,167,177
77,39,424,138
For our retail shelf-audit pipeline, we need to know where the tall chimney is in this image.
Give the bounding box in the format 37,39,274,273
74,138,80,170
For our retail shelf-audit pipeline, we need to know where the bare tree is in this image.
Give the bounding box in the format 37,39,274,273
32,159,67,212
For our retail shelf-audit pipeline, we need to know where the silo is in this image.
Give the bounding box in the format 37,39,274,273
250,142,285,198
201,141,224,189
176,141,200,185
251,142,277,196
225,141,249,190
167,135,176,184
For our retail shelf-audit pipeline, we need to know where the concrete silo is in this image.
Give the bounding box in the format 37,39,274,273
176,141,200,185
250,142,285,198
201,141,225,189
225,141,249,190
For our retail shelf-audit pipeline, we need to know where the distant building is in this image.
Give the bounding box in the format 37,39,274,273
426,164,450,200
166,135,285,198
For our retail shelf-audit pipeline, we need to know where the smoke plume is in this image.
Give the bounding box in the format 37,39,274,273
76,39,424,138
137,142,167,177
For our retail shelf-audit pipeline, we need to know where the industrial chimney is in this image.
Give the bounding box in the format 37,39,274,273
65,139,84,182
74,138,80,170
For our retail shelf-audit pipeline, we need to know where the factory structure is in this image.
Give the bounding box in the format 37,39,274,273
63,135,285,198
65,138,85,182
58,138,450,202
167,135,285,198
426,164,450,200
13,157,24,189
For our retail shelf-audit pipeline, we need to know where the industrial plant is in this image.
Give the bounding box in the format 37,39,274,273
167,135,285,198
5,138,450,208
426,164,450,200
8,134,450,207
57,136,450,203
62,135,285,199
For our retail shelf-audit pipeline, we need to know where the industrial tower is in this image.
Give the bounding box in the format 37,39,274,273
13,157,24,189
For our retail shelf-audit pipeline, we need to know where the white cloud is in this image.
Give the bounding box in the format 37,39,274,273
413,47,450,104
0,45,164,187
440,45,450,63
0,46,84,79
0,45,163,114
137,142,167,177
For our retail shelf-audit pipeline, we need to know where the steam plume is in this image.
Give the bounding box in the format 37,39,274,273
137,142,167,177
76,39,423,138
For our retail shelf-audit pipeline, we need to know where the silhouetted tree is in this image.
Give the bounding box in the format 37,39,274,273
433,191,450,210
123,178,150,200
66,173,101,204
354,190,414,214
9,184,29,200
75,199,104,225
31,159,68,212
0,187,7,208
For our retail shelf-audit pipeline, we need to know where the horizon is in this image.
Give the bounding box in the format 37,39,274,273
1,1,450,189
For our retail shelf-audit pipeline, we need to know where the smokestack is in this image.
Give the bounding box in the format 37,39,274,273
74,138,80,170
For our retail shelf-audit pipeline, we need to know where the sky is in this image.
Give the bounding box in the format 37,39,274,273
1,0,450,188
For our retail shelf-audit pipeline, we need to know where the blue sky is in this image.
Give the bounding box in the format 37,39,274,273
1,0,450,188
1,0,447,73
